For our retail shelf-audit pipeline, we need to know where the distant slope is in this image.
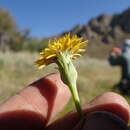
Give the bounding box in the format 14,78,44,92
61,8,130,58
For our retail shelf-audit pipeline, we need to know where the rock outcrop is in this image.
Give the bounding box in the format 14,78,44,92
61,8,130,58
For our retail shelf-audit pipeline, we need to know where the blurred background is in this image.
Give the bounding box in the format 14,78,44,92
0,0,130,117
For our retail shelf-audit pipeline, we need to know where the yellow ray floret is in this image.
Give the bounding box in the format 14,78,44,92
36,33,88,69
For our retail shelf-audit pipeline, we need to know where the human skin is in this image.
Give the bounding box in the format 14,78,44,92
0,73,129,130
112,48,122,56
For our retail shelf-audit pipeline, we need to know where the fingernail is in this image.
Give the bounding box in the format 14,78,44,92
81,111,129,130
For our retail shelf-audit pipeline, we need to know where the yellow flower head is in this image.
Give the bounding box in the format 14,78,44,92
36,33,88,69
35,33,88,117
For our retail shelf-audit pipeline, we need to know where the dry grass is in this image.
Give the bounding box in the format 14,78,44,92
0,51,57,103
0,51,128,117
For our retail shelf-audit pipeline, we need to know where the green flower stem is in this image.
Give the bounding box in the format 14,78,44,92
56,51,84,118
69,82,84,118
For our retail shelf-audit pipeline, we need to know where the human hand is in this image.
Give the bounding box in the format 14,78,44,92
0,73,129,130
110,48,122,56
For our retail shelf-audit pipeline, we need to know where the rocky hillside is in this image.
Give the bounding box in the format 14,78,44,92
61,8,130,58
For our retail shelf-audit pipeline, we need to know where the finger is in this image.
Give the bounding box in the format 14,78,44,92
0,73,71,130
84,92,130,123
74,111,129,130
46,92,130,130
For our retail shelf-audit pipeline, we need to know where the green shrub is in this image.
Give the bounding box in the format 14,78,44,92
22,38,49,52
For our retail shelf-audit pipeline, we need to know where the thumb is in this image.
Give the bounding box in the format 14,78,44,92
74,111,129,130
0,73,71,130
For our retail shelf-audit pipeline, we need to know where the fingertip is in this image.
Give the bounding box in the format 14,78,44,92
0,73,71,128
20,73,71,122
74,111,129,130
85,92,130,123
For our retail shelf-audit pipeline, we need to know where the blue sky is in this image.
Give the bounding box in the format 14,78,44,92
0,0,130,38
